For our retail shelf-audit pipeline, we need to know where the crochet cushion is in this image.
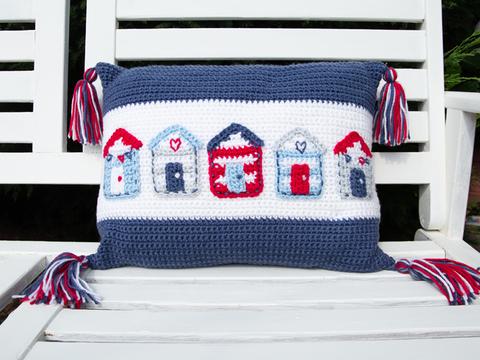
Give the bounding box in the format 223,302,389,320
88,61,395,272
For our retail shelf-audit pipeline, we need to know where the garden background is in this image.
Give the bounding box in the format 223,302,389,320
0,0,479,245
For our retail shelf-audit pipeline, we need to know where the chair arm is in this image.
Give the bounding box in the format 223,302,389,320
445,91,480,114
443,92,479,241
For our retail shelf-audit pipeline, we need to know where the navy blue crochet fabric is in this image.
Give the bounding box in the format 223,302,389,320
96,62,386,116
89,218,394,272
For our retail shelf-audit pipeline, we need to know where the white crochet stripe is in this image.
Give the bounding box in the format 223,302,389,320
97,100,380,221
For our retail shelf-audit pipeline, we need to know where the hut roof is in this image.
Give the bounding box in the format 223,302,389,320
207,123,264,151
103,128,143,158
276,128,323,153
333,131,372,157
148,125,201,151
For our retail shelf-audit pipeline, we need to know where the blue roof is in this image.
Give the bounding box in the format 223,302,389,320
148,125,201,150
207,123,264,151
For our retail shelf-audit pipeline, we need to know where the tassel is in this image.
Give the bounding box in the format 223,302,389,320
20,252,100,308
68,68,103,145
395,258,480,305
373,67,409,146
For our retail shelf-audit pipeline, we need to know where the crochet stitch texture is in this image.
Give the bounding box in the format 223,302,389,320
89,61,394,272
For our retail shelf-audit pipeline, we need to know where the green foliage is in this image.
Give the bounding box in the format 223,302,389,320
442,0,480,51
467,201,480,217
444,31,480,92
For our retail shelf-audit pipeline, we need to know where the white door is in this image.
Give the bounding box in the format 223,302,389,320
110,165,125,195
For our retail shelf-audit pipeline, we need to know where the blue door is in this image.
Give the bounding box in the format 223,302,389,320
165,162,185,193
350,168,367,198
226,162,246,194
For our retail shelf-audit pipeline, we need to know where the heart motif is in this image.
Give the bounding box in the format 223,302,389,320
295,141,307,154
117,154,125,163
170,138,182,152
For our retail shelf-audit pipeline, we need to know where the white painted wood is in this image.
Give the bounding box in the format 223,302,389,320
0,153,102,184
417,230,480,268
0,30,35,62
0,0,34,22
407,111,429,143
83,0,117,154
87,278,452,311
442,91,480,239
418,0,446,230
82,268,413,285
0,303,62,360
373,152,432,184
32,0,70,152
0,255,45,310
0,113,33,143
24,338,480,360
116,29,426,61
45,306,480,343
0,240,99,256
445,91,480,113
117,0,425,22
0,71,34,102
444,109,476,240
85,0,117,68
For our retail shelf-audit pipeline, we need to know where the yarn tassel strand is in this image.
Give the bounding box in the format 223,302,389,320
68,67,103,145
395,258,480,305
373,67,409,146
20,252,100,308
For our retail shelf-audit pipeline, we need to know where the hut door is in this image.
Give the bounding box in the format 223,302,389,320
291,164,310,195
350,168,367,198
226,162,246,193
110,165,125,195
165,162,185,193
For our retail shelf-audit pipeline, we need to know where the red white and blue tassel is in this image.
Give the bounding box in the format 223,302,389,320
396,258,480,305
19,252,100,308
68,67,103,145
373,67,409,146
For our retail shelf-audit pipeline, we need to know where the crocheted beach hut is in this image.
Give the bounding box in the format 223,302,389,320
333,131,373,199
207,123,264,198
276,128,324,197
103,128,143,199
149,125,201,194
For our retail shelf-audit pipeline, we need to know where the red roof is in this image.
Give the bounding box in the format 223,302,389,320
103,128,143,158
333,131,372,157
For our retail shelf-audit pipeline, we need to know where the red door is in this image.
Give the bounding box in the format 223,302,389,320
290,164,310,195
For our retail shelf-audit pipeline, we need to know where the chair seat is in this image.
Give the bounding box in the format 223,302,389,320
23,338,480,360
1,239,480,359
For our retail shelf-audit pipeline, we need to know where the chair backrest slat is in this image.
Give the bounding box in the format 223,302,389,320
0,0,34,22
116,0,425,23
0,71,34,102
84,0,447,230
116,29,427,62
0,0,447,232
0,30,34,61
0,0,69,153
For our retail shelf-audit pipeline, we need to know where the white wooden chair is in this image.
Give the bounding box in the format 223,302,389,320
1,0,480,358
